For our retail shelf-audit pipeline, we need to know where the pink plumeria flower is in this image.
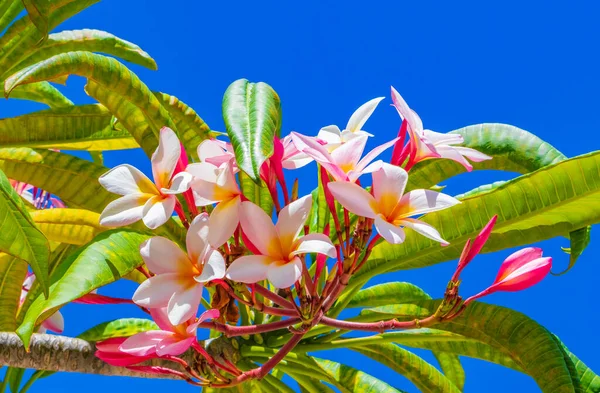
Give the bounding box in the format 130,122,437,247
226,195,336,288
464,247,552,304
96,337,156,367
20,273,64,333
99,127,193,229
132,213,226,325
187,160,241,247
390,86,491,171
119,308,219,357
328,162,460,244
291,132,398,182
197,139,237,171
317,97,385,151
280,134,315,169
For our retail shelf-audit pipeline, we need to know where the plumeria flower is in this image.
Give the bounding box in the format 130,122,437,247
119,308,219,357
197,139,237,171
226,195,336,288
291,132,398,182
464,247,552,304
20,273,64,333
328,162,460,244
317,97,385,151
187,160,241,247
132,213,226,325
99,127,193,229
95,337,156,367
280,134,314,169
390,86,491,171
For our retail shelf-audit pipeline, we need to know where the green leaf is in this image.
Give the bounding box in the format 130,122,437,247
434,352,465,391
350,151,600,293
558,226,591,275
0,168,49,295
0,253,28,331
353,343,461,393
77,318,158,342
555,337,600,392
0,1,24,34
0,367,24,393
308,167,330,234
154,92,212,160
89,151,103,165
8,29,157,75
16,229,149,348
0,104,138,150
313,358,404,393
239,170,273,215
30,208,106,245
405,123,567,191
8,82,73,108
348,282,431,308
364,301,580,393
454,180,507,200
222,78,282,182
21,0,52,39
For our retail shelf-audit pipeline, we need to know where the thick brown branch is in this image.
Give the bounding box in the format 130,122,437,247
0,332,191,379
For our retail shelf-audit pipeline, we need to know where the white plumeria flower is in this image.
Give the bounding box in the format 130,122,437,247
317,97,384,151
328,161,460,245
226,195,336,288
280,134,315,169
197,139,238,172
99,127,193,229
132,213,226,325
390,86,491,170
186,160,241,248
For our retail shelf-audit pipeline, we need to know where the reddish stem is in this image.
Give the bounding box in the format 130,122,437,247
212,318,301,337
253,284,295,309
319,314,440,333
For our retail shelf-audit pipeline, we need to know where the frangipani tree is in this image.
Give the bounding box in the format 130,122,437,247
0,2,599,393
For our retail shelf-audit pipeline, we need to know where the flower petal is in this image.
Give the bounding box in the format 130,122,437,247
120,331,172,356
132,273,186,308
390,86,422,133
195,248,226,283
276,195,312,255
149,308,174,332
435,145,474,171
99,194,152,227
400,217,448,245
372,162,408,218
240,201,282,258
453,146,493,162
345,97,384,133
226,255,273,284
353,138,399,176
162,171,193,195
42,311,64,333
99,164,158,196
397,189,460,217
267,257,303,289
327,181,377,218
317,126,342,145
156,336,196,357
374,215,406,244
167,282,204,326
140,237,192,275
330,134,368,170
152,127,181,189
291,132,347,180
208,196,241,248
491,257,552,292
186,212,210,263
142,195,176,229
422,129,464,146
291,233,336,258
495,247,543,282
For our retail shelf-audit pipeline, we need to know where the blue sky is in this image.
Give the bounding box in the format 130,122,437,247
2,0,600,392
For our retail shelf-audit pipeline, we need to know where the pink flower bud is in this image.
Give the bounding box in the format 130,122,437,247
464,247,552,304
453,215,497,279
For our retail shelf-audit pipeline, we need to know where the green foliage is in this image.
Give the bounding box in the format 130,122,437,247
238,170,273,215
30,208,106,245
17,230,149,348
559,226,591,275
0,168,49,295
77,318,158,342
222,79,282,182
0,253,28,331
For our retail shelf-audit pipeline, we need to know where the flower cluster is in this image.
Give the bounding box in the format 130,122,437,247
92,87,551,386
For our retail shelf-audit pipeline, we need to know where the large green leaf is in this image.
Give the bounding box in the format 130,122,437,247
0,253,28,331
347,151,600,297
353,343,461,393
312,358,404,393
405,123,567,191
0,104,138,150
0,1,24,34
7,29,157,75
30,208,106,245
17,229,149,348
434,352,465,391
239,170,273,215
363,301,580,393
222,79,282,182
556,337,600,392
21,0,52,39
4,51,177,137
0,168,49,295
8,81,73,107
348,282,431,308
77,318,158,342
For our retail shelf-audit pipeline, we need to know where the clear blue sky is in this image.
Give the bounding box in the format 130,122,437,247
2,1,600,392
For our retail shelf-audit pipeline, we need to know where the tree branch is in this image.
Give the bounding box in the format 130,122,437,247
0,333,193,379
